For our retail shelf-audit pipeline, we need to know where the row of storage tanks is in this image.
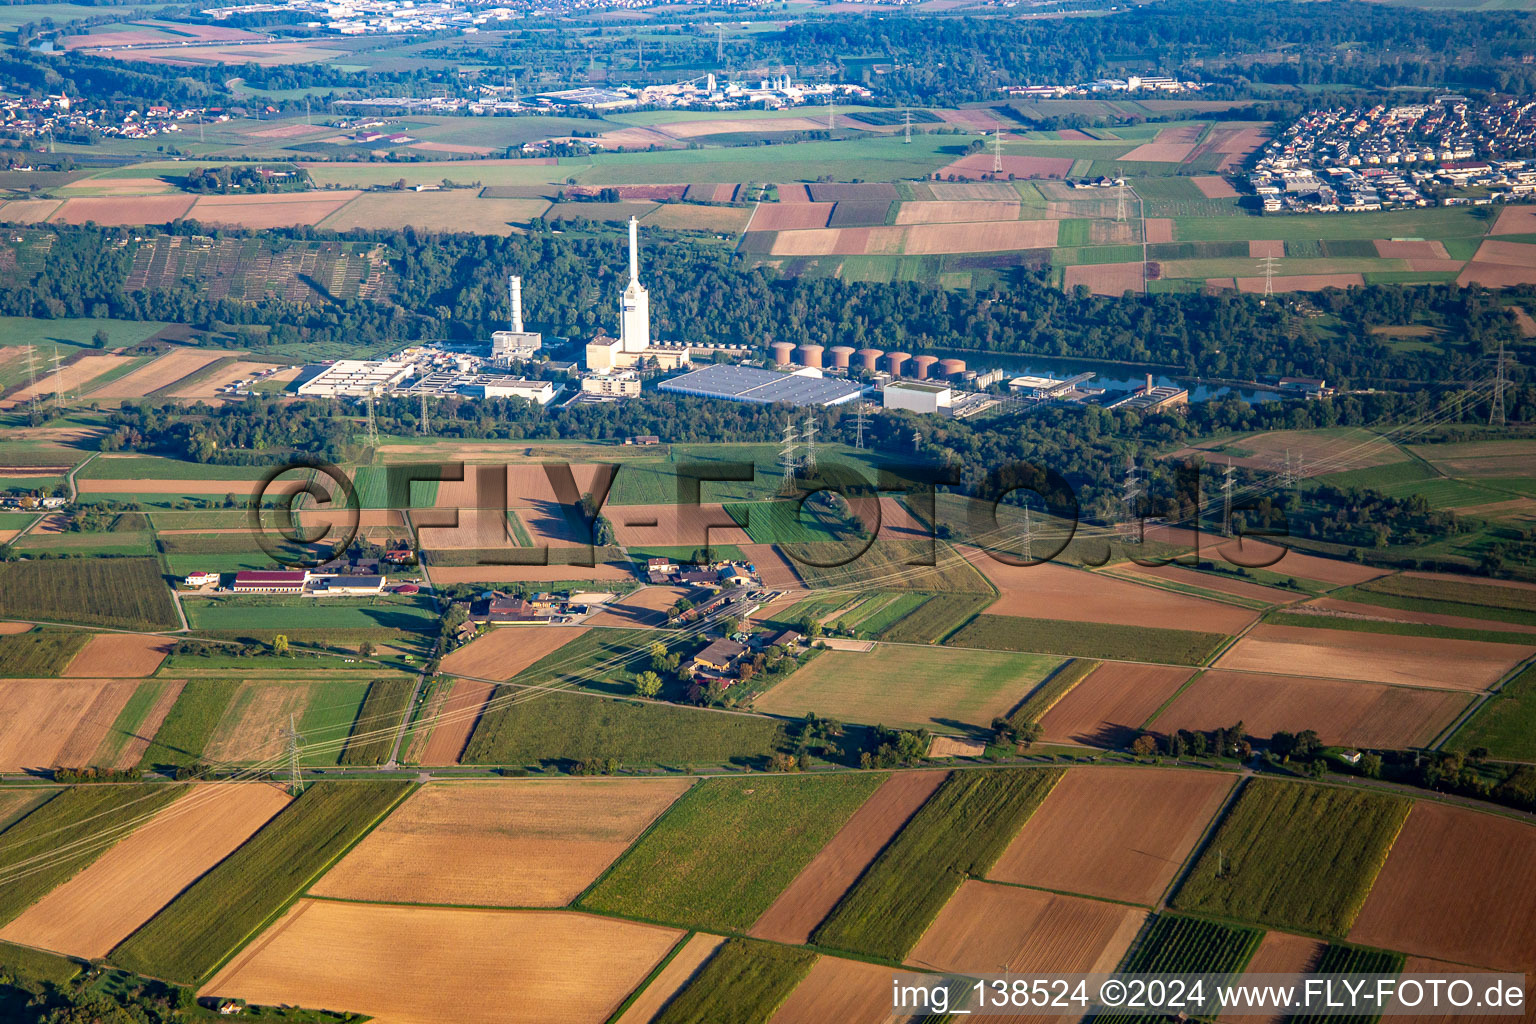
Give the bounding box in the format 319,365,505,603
768,342,965,380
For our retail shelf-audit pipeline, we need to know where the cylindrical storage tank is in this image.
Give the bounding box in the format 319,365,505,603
886,351,910,376
913,355,940,380
939,358,966,378
770,342,795,367
829,345,855,370
798,344,824,369
857,348,884,373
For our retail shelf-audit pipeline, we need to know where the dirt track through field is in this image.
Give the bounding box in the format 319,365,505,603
0,783,289,958
63,633,172,677
989,766,1233,905
439,626,588,680
200,901,683,1024
310,778,693,907
751,770,948,945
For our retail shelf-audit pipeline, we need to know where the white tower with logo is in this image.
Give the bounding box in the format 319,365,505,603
619,216,651,354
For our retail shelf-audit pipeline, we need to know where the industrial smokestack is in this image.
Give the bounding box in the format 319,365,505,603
628,216,640,284
1145,373,1153,394
509,275,524,334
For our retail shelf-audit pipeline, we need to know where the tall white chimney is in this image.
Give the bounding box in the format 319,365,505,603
628,216,639,285
509,275,524,334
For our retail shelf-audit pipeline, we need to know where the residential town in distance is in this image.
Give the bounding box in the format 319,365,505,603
1249,98,1536,213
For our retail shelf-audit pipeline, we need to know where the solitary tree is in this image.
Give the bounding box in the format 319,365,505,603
633,671,662,699
272,634,290,657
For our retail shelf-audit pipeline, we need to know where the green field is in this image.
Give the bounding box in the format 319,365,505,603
1095,914,1264,1024
1173,208,1492,243
581,772,883,932
876,591,994,644
1448,664,1536,759
948,614,1227,665
337,677,415,766
77,457,268,481
1172,779,1410,936
111,780,412,983
652,939,817,1024
1265,610,1533,646
93,680,175,767
0,558,178,630
137,680,241,770
0,785,185,925
461,689,785,767
814,767,1063,960
0,630,89,677
0,315,168,353
1348,574,1536,619
753,645,1060,734
184,596,438,633
13,531,158,557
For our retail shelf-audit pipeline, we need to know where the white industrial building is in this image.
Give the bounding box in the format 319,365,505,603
580,373,641,397
490,275,542,364
294,360,414,397
586,218,691,374
882,380,952,415
405,372,558,405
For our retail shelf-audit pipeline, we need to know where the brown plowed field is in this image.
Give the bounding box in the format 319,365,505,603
751,770,948,945
418,679,495,764
0,783,289,958
0,679,137,770
1249,239,1285,258
742,544,806,588
1492,206,1536,235
320,193,549,236
1125,564,1296,604
428,562,635,584
12,355,138,402
111,680,184,769
1119,142,1195,162
1063,261,1145,295
1220,931,1326,1024
587,586,693,628
63,633,173,677
777,183,812,202
904,219,1058,253
1456,261,1536,287
610,503,752,549
928,181,1022,200
750,203,835,230
941,153,1075,178
768,955,905,1024
895,201,1022,224
203,682,317,764
1146,218,1174,243
1305,597,1536,636
965,552,1257,633
49,195,195,225
615,932,726,1024
1348,802,1536,971
187,192,360,229
1214,624,1530,690
910,880,1146,975
200,901,683,1024
1151,670,1470,749
310,778,692,907
439,626,588,680
1038,663,1194,747
88,348,232,400
1375,239,1450,260
0,622,35,635
1210,537,1387,585
1235,273,1364,293
431,463,609,511
989,766,1232,905
1464,239,1536,268
1382,958,1523,1024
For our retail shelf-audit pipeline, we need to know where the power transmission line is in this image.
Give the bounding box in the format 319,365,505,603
801,413,818,476
285,712,304,796
778,419,798,494
854,400,867,449
992,123,1003,174
1490,336,1508,427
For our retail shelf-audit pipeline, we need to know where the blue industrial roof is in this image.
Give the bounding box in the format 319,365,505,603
658,364,865,407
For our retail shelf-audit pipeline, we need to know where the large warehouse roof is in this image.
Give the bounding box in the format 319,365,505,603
658,364,865,407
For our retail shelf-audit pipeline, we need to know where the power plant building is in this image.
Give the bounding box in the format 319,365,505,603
586,218,691,373
659,364,865,407
490,275,542,364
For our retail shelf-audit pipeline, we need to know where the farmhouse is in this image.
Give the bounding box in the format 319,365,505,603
183,571,219,587
231,570,308,593
690,637,746,676
314,575,386,596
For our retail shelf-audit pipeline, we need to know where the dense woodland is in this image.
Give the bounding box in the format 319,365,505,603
6,224,1530,392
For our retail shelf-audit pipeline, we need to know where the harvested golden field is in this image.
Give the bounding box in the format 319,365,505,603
167,359,285,400
438,626,588,680
1349,802,1536,971
1152,670,1469,749
1375,239,1450,260
1121,126,1200,161
0,198,63,222
202,681,322,764
741,544,805,588
909,880,1145,974
0,783,290,958
88,348,232,401
428,562,635,584
663,115,826,138
967,553,1257,633
903,219,1058,254
751,771,948,945
615,932,726,1024
928,736,986,757
416,679,495,765
310,778,693,907
200,901,683,1024
587,586,693,628
1063,261,1145,295
895,201,1021,224
0,678,137,770
63,633,173,677
1220,931,1326,1024
1193,176,1240,198
990,766,1232,905
0,622,35,635
1214,624,1530,691
12,355,138,403
49,195,195,225
319,192,547,235
187,191,360,229
641,203,752,234
609,502,751,550
768,955,905,1024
